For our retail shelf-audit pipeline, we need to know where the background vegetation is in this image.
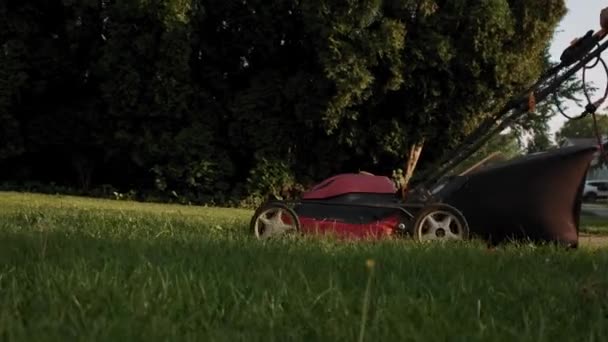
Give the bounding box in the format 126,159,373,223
0,0,572,205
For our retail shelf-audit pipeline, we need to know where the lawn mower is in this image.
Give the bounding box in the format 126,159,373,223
250,18,608,247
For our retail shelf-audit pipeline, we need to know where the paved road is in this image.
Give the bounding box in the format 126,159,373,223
581,203,608,218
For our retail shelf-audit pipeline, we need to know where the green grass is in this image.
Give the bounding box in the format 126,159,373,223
2,191,608,341
580,215,608,235
580,202,608,234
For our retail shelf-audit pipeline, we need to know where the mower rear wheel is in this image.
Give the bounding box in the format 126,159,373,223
412,204,469,242
250,202,301,239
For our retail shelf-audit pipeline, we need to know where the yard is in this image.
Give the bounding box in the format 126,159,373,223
1,192,608,341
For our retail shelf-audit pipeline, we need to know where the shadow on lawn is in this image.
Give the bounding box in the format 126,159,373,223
0,229,257,268
0,227,595,269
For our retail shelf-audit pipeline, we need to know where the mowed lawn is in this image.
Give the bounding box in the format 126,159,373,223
1,192,608,341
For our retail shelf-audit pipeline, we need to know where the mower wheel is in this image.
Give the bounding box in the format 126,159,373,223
250,202,301,239
412,204,469,242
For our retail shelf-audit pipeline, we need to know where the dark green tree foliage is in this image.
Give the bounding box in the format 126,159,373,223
398,0,566,163
96,1,234,200
0,1,105,186
0,0,568,204
0,2,26,160
556,114,608,142
297,0,566,174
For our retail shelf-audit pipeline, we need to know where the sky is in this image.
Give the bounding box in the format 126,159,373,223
548,0,608,133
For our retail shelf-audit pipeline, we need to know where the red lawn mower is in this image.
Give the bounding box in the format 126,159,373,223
250,21,608,247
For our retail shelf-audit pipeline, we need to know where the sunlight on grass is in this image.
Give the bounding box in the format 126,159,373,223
0,191,252,221
1,192,608,340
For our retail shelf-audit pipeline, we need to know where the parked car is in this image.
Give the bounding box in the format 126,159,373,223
583,180,608,202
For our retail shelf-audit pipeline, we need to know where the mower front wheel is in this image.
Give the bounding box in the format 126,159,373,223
412,204,470,242
250,202,301,239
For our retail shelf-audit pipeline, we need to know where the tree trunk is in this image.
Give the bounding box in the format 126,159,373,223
401,139,425,200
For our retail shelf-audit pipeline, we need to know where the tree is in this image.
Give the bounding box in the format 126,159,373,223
320,0,568,188
449,130,524,176
0,0,572,204
556,114,608,143
526,128,555,154
0,0,108,187
0,1,24,161
519,45,589,154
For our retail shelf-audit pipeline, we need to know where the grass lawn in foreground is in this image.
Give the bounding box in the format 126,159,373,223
1,191,608,341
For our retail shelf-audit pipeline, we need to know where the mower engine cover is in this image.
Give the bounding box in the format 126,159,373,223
302,173,397,199
296,173,404,239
